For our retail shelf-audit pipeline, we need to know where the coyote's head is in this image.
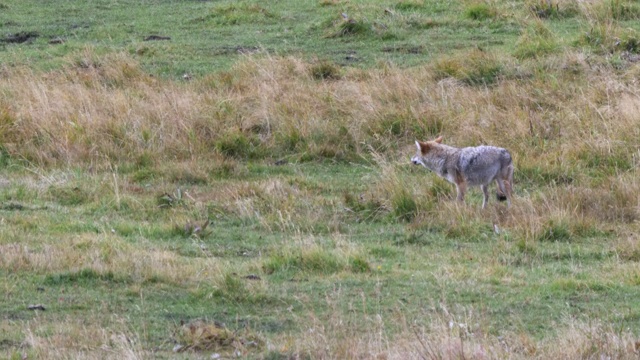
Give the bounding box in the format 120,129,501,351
411,136,442,166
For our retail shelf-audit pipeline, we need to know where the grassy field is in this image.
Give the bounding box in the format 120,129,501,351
0,0,589,77
1,0,640,359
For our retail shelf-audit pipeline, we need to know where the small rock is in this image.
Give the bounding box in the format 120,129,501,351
28,304,46,311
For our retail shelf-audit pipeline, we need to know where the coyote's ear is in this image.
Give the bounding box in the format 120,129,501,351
434,136,443,144
415,140,429,154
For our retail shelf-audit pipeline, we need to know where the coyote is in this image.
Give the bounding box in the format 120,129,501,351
411,136,513,208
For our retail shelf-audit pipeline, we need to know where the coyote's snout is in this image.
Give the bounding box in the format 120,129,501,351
411,136,513,208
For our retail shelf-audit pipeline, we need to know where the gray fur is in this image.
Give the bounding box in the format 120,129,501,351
411,138,514,208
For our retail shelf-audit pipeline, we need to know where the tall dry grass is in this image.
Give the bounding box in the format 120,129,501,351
0,48,637,166
22,318,145,360
2,45,638,235
0,45,637,169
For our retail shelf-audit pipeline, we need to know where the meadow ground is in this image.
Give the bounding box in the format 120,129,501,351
1,0,640,359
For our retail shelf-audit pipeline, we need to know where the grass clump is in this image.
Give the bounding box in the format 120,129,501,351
262,243,371,276
349,255,371,273
44,268,129,285
464,2,498,21
175,319,263,354
306,127,358,161
576,1,640,54
426,176,454,199
131,168,156,183
47,185,91,206
275,129,306,153
199,3,278,25
157,188,189,208
0,106,17,145
433,49,503,85
325,14,373,38
310,60,342,80
168,168,209,185
392,188,418,222
215,131,262,159
514,20,559,59
577,22,640,54
528,0,579,19
319,0,340,6
336,20,371,37
343,192,384,222
579,148,633,174
604,0,640,21
368,152,429,222
535,218,572,242
395,0,425,11
369,113,412,138
517,165,575,188
444,219,495,241
210,272,270,304
263,248,344,275
0,145,12,169
575,179,639,224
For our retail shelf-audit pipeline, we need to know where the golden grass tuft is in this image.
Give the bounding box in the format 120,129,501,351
432,48,504,85
514,19,560,59
174,319,263,354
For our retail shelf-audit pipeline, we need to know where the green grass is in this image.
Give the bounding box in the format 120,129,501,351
0,0,523,79
2,0,640,358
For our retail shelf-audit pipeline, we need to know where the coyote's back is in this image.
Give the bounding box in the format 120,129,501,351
411,136,513,208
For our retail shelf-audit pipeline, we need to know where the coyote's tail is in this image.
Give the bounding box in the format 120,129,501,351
496,178,513,202
497,155,514,203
